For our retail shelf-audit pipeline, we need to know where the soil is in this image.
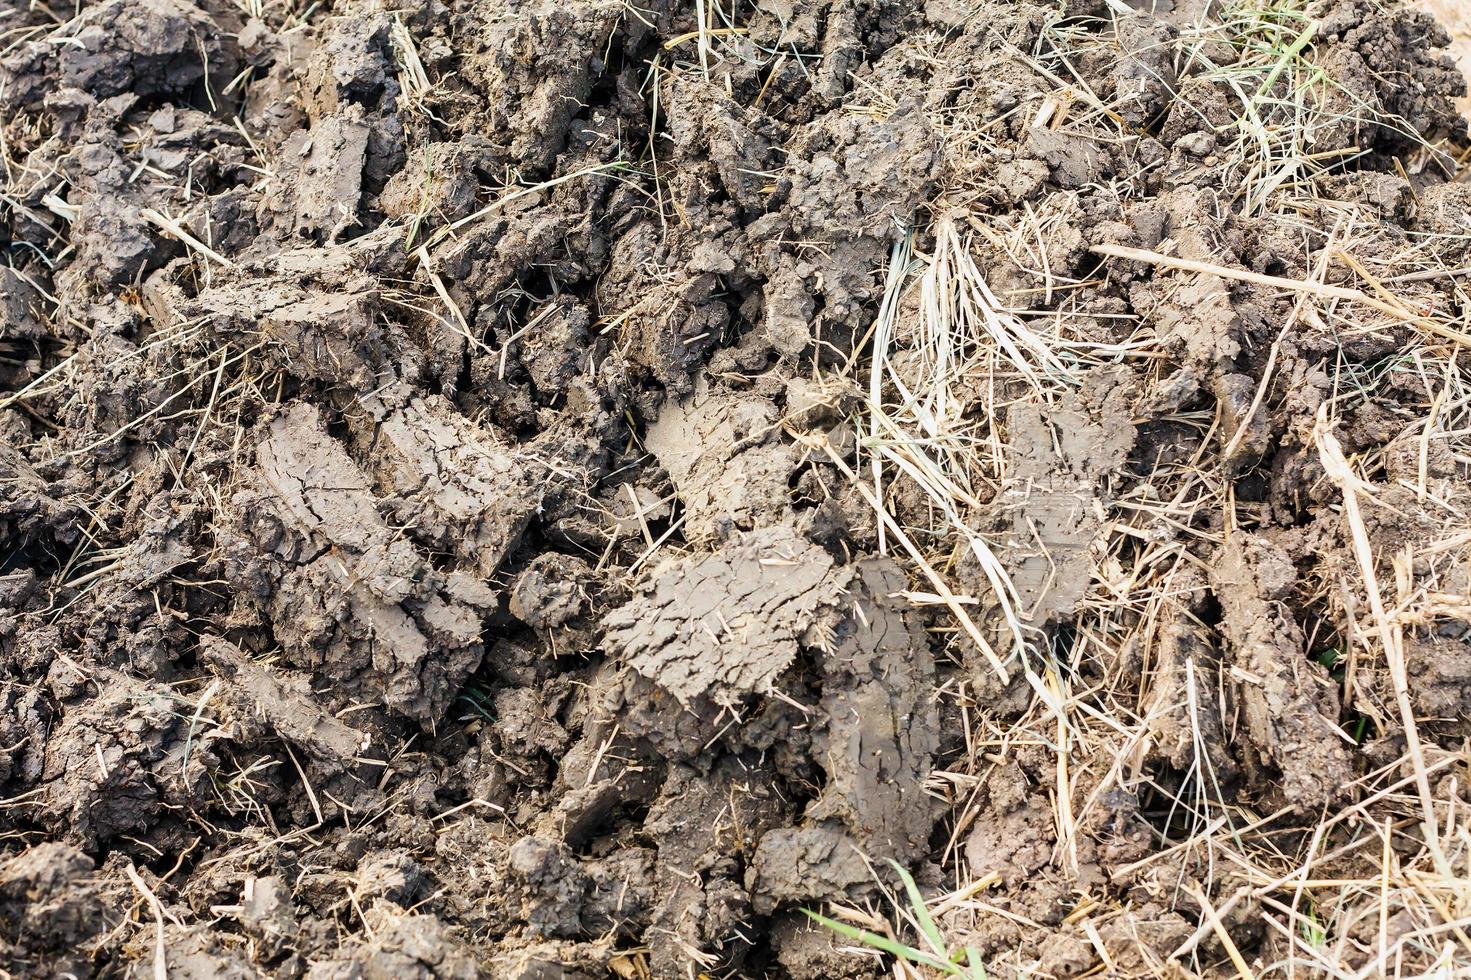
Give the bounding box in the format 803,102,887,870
2,0,1470,978
1416,0,1471,115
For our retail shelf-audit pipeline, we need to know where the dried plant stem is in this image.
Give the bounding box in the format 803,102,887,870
806,433,1011,683
141,208,236,268
124,863,168,980
1091,243,1471,343
1313,413,1441,860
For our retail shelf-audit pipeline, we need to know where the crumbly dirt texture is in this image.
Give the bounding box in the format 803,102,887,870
3,0,1471,977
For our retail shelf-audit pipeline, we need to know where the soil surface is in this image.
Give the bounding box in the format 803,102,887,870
1416,0,1471,115
2,0,1470,978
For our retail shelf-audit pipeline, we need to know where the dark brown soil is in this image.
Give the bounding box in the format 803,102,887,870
2,0,1470,977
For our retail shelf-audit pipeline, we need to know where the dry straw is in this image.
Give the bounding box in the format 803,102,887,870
814,0,1471,974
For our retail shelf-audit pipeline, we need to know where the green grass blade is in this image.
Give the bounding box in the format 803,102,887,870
1240,20,1317,124
801,909,959,975
888,859,948,959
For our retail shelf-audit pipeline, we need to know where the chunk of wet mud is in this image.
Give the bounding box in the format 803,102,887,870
508,553,600,654
259,108,371,242
643,381,797,545
964,784,1055,887
507,835,655,940
601,527,939,913
354,389,594,579
0,843,116,976
37,666,221,849
202,635,371,773
1112,15,1180,129
1209,534,1353,810
72,199,162,288
995,368,1136,627
307,907,477,978
146,272,386,388
1140,586,1240,787
637,758,790,975
0,268,45,340
603,524,839,706
2,0,237,107
748,559,940,911
229,403,493,722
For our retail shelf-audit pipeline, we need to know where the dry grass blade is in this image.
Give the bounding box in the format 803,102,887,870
124,864,168,980
1092,242,1471,343
851,215,1086,677
803,2,1471,975
1313,411,1442,862
413,244,488,352
427,161,632,250
140,208,237,269
808,432,1012,683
